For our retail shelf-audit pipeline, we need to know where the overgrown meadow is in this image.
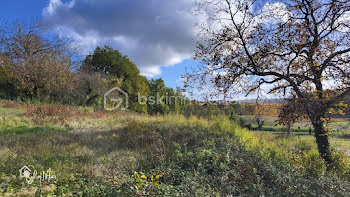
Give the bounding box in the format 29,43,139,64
1,100,350,196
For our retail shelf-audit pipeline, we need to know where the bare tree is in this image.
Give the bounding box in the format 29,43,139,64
0,20,78,102
185,0,350,166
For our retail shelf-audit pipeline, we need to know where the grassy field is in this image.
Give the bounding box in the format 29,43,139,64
1,101,350,196
244,115,350,149
243,103,350,144
253,117,350,146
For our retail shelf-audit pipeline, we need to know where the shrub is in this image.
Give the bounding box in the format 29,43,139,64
25,104,85,125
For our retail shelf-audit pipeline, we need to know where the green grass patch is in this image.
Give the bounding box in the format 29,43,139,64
0,103,350,196
0,106,25,117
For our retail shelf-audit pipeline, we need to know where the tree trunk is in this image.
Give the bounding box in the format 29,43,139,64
287,121,291,137
311,116,333,168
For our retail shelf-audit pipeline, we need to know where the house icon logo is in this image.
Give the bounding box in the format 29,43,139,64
19,165,33,179
104,87,129,111
19,165,57,184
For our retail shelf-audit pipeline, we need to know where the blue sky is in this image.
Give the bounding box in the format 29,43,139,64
0,1,46,20
0,0,196,90
0,0,286,101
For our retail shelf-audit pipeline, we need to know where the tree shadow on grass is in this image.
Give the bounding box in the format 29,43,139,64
0,125,69,135
43,123,208,157
251,126,310,133
0,122,209,170
339,134,350,139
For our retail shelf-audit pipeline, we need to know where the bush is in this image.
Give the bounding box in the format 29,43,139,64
25,104,86,125
116,117,350,196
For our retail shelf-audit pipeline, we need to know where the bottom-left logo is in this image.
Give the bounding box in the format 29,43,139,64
19,165,57,184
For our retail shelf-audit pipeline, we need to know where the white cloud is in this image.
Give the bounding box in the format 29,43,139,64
259,2,289,22
43,0,197,77
43,0,75,16
140,66,162,78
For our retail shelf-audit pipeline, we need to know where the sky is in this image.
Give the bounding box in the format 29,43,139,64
0,0,198,90
1,0,349,103
0,0,291,101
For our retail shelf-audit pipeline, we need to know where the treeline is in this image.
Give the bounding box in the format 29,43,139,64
0,21,246,116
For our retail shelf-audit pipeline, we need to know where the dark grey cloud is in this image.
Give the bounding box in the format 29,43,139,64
43,0,197,76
